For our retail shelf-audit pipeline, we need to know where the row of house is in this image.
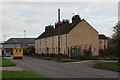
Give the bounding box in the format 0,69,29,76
2,34,107,56
35,15,108,57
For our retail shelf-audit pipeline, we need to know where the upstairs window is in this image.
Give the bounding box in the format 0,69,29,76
99,40,102,44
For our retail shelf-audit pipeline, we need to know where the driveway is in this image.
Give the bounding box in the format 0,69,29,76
6,56,119,78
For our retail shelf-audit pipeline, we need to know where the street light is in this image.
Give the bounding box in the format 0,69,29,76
24,31,26,38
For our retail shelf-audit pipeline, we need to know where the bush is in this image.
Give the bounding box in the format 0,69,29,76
109,57,118,60
70,50,92,60
84,50,92,58
99,48,117,57
99,49,105,57
78,55,88,60
71,55,88,60
24,46,35,55
59,59,77,62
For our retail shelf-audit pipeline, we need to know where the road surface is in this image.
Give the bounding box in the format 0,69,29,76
6,56,119,78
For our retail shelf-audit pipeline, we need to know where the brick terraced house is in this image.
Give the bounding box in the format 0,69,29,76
99,34,108,50
35,14,99,58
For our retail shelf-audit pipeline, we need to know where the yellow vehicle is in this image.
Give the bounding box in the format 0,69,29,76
13,48,23,59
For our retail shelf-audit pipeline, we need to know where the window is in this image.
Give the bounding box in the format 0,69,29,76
19,50,21,52
64,36,66,43
99,40,102,44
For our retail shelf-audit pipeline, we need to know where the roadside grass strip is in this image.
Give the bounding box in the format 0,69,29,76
41,57,56,60
0,57,16,67
2,71,51,80
31,56,78,62
94,62,120,72
58,59,77,62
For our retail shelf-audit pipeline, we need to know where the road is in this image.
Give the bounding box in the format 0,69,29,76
6,56,119,78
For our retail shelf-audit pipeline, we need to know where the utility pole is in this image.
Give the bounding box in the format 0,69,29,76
58,9,60,61
24,31,26,38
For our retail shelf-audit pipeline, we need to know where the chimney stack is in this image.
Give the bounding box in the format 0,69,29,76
72,15,81,23
45,25,54,32
58,9,60,23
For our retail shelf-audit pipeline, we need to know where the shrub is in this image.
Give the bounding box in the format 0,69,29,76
99,49,105,57
71,55,88,60
84,50,92,58
59,59,77,62
99,48,117,57
24,46,35,55
78,55,88,60
71,56,80,59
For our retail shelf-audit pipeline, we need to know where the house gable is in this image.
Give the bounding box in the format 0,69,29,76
68,19,99,56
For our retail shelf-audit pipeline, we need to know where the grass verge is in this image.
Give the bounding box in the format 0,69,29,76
94,62,120,72
31,56,78,62
58,59,77,62
30,56,56,60
2,71,51,80
0,57,16,67
40,57,56,60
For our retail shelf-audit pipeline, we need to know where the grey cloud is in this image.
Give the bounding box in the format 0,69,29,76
24,19,40,24
1,2,118,42
0,0,119,2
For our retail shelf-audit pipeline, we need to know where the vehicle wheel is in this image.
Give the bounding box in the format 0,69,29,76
19,57,22,59
13,57,16,60
21,57,23,59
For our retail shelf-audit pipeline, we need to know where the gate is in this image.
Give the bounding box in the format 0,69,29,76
70,46,82,57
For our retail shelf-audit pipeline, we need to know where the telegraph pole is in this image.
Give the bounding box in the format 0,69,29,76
58,9,60,61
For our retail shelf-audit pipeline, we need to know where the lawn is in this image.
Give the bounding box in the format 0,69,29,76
2,71,51,80
0,57,16,67
94,62,120,71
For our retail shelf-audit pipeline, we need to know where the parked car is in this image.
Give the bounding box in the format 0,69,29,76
5,52,11,57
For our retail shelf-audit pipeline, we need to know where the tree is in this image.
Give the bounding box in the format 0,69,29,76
27,46,35,55
24,46,35,55
112,22,120,62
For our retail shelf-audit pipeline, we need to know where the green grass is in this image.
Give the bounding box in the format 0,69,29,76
40,57,56,60
2,71,51,80
58,59,77,62
31,56,77,62
0,57,16,66
95,62,120,69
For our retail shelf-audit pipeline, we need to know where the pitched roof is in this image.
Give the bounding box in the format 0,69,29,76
99,34,107,39
36,20,81,40
4,38,35,44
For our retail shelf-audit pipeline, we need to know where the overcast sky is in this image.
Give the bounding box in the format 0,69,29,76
0,0,119,42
